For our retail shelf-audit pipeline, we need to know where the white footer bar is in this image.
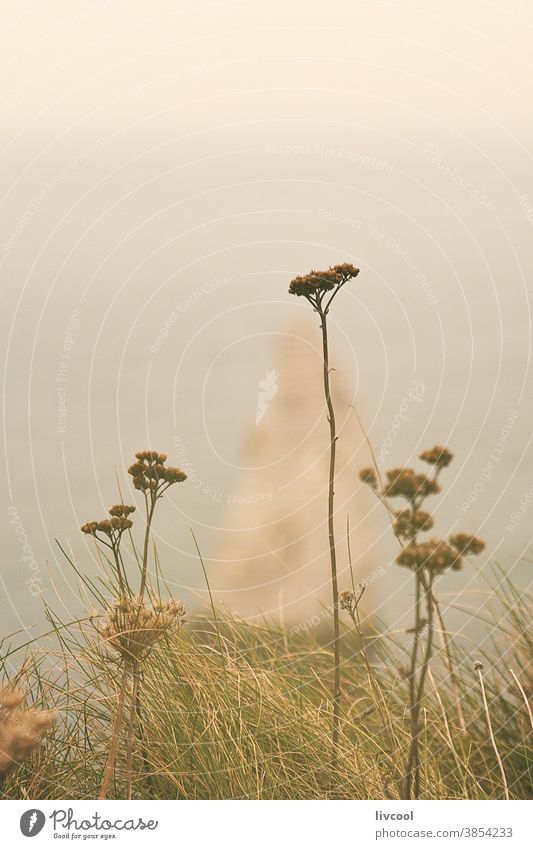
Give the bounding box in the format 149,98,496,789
2,799,531,848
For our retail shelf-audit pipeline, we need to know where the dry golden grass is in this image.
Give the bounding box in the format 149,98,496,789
1,581,531,800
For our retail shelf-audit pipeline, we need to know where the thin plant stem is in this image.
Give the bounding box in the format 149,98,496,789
405,568,422,799
98,664,129,800
427,667,485,797
346,517,392,738
509,667,533,732
432,592,466,733
111,542,126,597
134,670,154,792
477,665,510,800
139,494,157,601
291,267,359,765
125,661,140,800
345,600,401,780
190,527,228,685
412,571,435,798
318,302,341,761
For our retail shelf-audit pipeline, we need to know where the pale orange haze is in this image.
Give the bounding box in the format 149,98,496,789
1,0,532,643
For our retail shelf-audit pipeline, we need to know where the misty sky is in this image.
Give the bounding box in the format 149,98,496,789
2,0,533,648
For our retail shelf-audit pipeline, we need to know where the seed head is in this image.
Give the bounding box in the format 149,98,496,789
288,264,359,298
0,689,24,710
95,596,186,662
474,660,484,671
81,509,133,544
359,467,378,489
449,533,485,556
384,468,440,501
109,516,133,532
331,263,361,281
0,686,55,780
339,590,355,612
396,538,461,574
135,450,160,462
108,504,136,517
419,445,454,468
127,450,187,494
394,509,433,539
163,466,187,484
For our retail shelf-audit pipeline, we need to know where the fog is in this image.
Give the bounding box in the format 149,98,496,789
2,0,533,648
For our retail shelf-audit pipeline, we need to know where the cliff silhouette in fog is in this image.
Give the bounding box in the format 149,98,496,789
210,319,375,625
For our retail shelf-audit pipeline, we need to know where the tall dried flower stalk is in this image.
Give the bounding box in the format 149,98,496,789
359,447,485,798
289,263,360,760
338,584,391,727
81,449,187,799
81,503,135,596
127,450,186,601
94,596,185,799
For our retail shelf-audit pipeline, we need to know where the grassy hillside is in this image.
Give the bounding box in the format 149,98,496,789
1,579,531,800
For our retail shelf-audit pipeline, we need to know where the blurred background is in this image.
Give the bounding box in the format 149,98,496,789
1,0,533,653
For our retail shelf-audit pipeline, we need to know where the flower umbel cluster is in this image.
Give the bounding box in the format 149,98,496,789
383,468,440,501
419,445,453,468
94,596,186,662
357,445,485,800
0,687,55,781
397,539,462,573
358,446,485,576
81,504,136,544
394,509,433,537
128,450,187,494
78,448,188,801
449,533,486,556
289,263,359,311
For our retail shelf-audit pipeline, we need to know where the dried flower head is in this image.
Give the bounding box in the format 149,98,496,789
394,509,434,539
331,263,361,281
108,504,136,517
359,467,378,489
81,503,135,545
164,466,187,484
128,450,187,495
0,686,55,780
474,660,484,671
288,263,359,301
384,469,440,501
339,585,365,615
135,450,160,462
396,538,461,574
110,517,133,533
94,596,185,662
0,689,23,710
449,533,485,556
419,446,454,468
339,590,355,612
